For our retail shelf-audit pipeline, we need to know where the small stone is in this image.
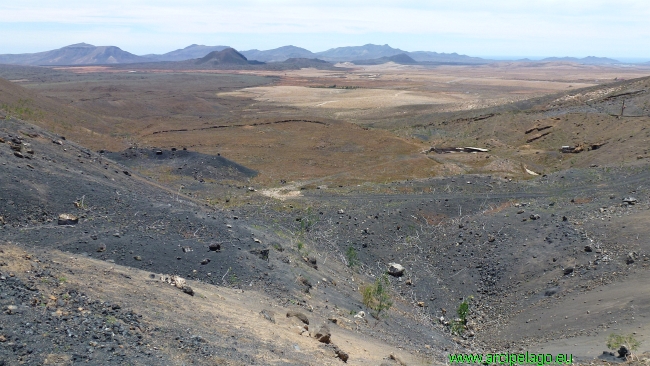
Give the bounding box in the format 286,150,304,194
260,309,275,323
336,348,349,362
584,245,593,252
200,258,210,265
133,256,142,261
0,335,6,342
96,244,106,252
57,213,79,225
208,243,221,251
13,151,24,158
388,262,405,277
6,305,17,314
286,311,309,324
310,324,331,343
623,197,637,205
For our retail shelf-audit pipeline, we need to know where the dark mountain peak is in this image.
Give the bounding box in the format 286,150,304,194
387,53,417,64
196,48,252,65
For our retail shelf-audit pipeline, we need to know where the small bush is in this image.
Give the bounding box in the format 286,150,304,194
451,296,473,335
361,274,392,318
607,333,640,354
345,246,358,267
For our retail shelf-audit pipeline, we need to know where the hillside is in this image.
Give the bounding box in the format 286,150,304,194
408,51,488,64
241,45,315,62
0,43,149,66
143,44,230,61
352,53,418,65
315,44,405,61
0,74,125,150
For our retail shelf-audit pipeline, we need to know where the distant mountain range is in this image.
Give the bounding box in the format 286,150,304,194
537,56,620,65
0,43,634,66
0,43,148,66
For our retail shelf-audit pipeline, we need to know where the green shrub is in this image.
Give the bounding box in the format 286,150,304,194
345,246,358,267
361,274,392,318
451,296,473,335
607,333,639,354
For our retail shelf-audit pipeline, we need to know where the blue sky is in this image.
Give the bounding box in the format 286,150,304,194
1,0,649,59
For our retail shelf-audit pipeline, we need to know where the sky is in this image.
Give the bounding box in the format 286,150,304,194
1,0,649,60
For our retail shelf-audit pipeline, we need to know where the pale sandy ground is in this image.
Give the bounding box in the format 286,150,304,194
523,276,650,360
220,86,465,109
218,62,650,116
1,243,438,365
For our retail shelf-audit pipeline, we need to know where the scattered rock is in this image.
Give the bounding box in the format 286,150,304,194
626,252,637,264
260,309,275,323
208,243,221,252
623,197,637,205
96,244,106,252
200,258,210,265
387,263,405,277
618,346,630,358
133,256,142,261
563,267,574,275
250,249,270,261
303,256,317,269
57,214,79,225
335,348,349,362
529,214,540,220
354,311,366,319
13,151,24,158
52,139,63,145
310,324,331,343
544,287,560,296
161,274,194,296
286,311,309,325
5,305,18,315
584,245,593,252
123,170,131,176
389,353,407,365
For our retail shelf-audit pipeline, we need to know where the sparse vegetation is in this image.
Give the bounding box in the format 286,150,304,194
607,333,640,357
451,296,473,335
361,274,393,319
345,246,358,267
